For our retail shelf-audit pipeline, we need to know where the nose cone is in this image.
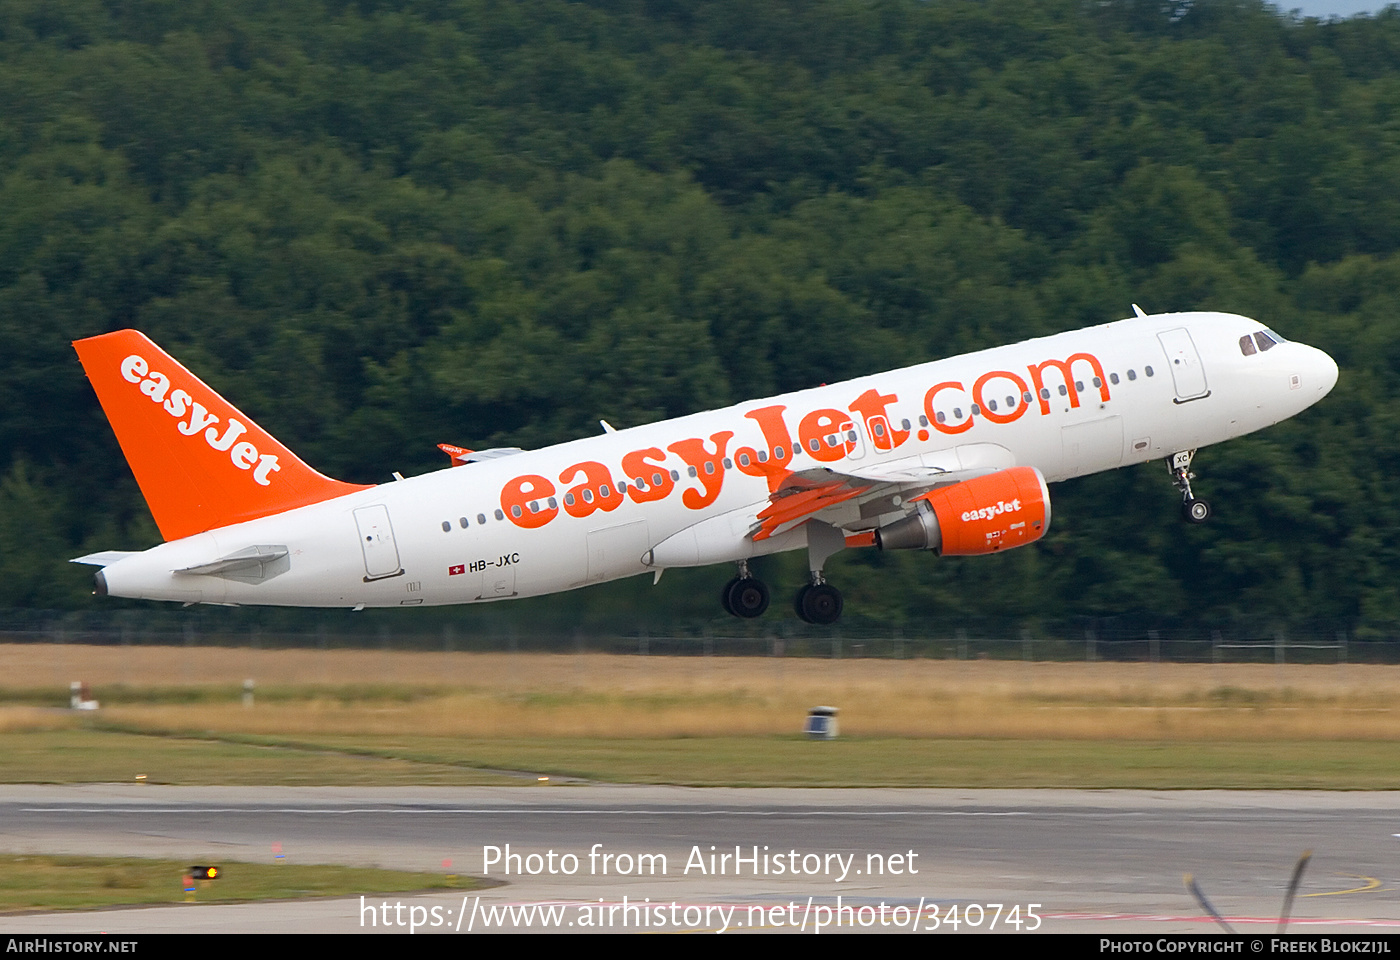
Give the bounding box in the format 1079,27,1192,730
1308,345,1340,399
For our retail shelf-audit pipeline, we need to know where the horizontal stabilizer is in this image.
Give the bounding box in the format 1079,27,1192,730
175,545,290,584
70,551,139,567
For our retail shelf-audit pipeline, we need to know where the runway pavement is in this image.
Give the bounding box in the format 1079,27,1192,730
1,785,1398,933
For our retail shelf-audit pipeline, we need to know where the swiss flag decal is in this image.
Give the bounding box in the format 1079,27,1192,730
448,564,465,576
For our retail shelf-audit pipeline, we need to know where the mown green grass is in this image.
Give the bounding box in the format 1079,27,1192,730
0,730,525,785
0,854,471,912
3,728,1399,788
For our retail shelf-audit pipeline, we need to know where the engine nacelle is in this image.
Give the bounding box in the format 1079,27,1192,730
874,466,1051,556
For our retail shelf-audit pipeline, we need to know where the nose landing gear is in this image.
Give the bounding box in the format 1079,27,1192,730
1168,450,1211,524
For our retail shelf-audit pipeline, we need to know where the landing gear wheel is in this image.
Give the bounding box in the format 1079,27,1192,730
725,576,770,619
720,577,738,616
795,583,843,625
1183,498,1211,524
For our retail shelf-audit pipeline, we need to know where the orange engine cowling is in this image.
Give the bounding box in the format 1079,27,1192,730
874,466,1051,556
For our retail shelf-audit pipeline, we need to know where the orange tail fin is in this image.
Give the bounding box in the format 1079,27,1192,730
74,330,372,541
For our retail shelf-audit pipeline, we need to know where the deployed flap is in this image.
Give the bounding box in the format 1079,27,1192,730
753,470,871,541
750,444,1019,542
74,330,372,541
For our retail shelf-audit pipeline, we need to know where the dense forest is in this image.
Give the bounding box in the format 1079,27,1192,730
3,0,1399,632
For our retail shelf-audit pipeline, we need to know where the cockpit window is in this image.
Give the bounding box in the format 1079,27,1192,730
1254,330,1280,352
1239,335,1257,356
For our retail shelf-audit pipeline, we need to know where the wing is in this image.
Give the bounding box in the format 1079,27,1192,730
751,442,1017,542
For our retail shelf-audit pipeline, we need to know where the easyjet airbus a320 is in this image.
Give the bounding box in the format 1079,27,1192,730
72,309,1337,624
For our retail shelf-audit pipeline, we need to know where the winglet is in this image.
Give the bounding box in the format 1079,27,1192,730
438,443,474,466
74,330,371,541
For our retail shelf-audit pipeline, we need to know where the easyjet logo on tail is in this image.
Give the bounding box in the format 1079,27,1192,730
75,329,370,542
120,354,282,486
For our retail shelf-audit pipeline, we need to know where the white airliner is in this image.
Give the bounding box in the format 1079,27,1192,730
72,309,1337,624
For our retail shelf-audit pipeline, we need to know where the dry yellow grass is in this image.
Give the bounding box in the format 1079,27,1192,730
2,643,1397,741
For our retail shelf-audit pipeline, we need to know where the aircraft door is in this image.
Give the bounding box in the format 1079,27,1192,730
1061,417,1124,477
1157,328,1210,401
587,520,651,583
354,505,403,580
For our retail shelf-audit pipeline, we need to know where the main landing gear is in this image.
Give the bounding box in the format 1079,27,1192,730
794,579,843,625
720,563,770,619
1168,449,1211,524
720,521,848,625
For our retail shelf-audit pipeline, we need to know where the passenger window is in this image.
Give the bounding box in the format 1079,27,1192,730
1110,373,1120,385
477,513,487,525
987,399,998,412
918,415,929,427
1040,388,1051,400
494,509,504,521
1127,370,1137,381
936,412,946,423
1145,365,1154,377
1057,385,1067,396
459,517,469,529
441,521,451,533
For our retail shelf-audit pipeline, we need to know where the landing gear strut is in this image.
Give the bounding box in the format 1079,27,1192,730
721,561,769,619
1168,450,1211,524
794,520,845,625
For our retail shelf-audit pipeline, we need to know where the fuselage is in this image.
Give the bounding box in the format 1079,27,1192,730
95,311,1338,608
